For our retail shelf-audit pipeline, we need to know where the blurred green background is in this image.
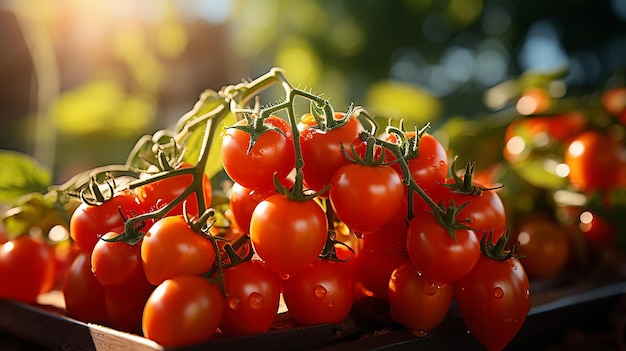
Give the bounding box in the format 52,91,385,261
1,0,625,183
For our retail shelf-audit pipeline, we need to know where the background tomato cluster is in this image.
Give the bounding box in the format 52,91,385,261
442,79,626,284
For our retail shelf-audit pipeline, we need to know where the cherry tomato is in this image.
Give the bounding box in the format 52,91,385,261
229,182,275,234
91,231,154,294
220,260,282,337
142,276,223,347
249,194,328,275
299,112,366,194
221,115,295,191
564,129,626,193
454,255,530,351
577,210,618,253
514,214,569,280
283,258,354,325
329,163,404,235
141,215,216,286
0,235,56,303
69,191,144,254
406,211,480,284
62,252,109,324
135,162,213,218
388,263,453,335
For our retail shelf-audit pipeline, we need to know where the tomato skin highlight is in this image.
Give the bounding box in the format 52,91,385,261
220,260,282,337
388,263,453,334
0,236,56,303
142,276,223,348
329,163,404,235
221,116,295,191
249,194,328,275
406,211,480,284
454,255,530,351
141,215,216,286
282,258,354,325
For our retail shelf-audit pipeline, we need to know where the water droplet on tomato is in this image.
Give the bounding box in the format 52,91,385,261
353,232,364,239
248,292,264,310
228,296,240,310
493,287,504,299
314,285,328,298
327,299,334,308
279,273,290,280
439,160,446,167
423,281,438,296
410,330,428,338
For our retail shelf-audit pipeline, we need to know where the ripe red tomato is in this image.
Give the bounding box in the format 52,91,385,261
69,191,144,254
249,194,328,275
90,231,153,294
454,255,530,351
388,263,453,335
229,182,275,234
406,211,480,284
514,215,570,280
564,129,626,193
431,178,507,244
142,276,224,347
329,163,404,235
282,258,354,325
299,112,366,194
62,252,109,324
221,115,295,191
135,162,213,218
0,235,56,303
220,260,282,337
353,247,410,300
141,215,216,286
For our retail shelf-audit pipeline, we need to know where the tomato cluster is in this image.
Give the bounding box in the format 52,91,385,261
500,85,626,280
0,69,533,351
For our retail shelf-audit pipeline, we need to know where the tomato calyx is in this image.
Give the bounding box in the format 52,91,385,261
78,175,117,205
442,158,503,196
434,200,474,241
226,113,287,152
307,102,360,132
481,228,518,261
385,121,431,161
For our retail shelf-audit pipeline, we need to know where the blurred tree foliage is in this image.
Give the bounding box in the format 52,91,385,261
0,0,625,184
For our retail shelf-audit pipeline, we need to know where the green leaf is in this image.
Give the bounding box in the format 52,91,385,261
0,150,51,204
1,191,74,238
